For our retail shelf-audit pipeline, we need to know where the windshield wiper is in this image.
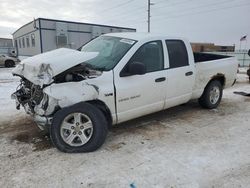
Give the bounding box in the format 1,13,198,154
81,63,106,71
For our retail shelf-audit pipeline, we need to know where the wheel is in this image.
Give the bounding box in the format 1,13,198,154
198,80,223,109
247,69,250,82
5,60,15,67
50,102,108,153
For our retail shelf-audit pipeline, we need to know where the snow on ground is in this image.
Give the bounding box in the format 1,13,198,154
238,67,249,74
18,56,30,61
0,67,250,188
0,68,26,123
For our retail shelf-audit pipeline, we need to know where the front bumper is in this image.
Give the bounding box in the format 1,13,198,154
34,115,52,130
11,89,55,130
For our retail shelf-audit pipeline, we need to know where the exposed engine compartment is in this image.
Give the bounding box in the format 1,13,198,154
12,63,102,115
54,64,102,83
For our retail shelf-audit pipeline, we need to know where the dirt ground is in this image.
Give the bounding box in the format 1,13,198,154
0,68,250,188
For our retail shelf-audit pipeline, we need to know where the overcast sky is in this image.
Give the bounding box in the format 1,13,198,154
0,0,250,49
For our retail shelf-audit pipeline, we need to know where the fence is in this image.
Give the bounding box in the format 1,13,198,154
210,50,250,67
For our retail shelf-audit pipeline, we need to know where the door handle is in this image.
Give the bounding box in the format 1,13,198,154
185,71,193,76
155,77,166,82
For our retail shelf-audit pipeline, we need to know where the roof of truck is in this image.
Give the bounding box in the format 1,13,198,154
105,32,185,41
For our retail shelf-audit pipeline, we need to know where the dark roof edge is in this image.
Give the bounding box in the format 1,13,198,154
39,17,136,30
13,18,136,35
12,19,38,36
0,37,12,40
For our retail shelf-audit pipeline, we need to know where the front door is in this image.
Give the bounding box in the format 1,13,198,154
114,41,167,123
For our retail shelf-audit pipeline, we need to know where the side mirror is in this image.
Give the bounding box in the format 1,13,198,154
248,49,250,57
120,61,146,77
129,61,146,75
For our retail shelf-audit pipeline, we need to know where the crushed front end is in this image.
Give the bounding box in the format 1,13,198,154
11,48,101,130
11,77,57,130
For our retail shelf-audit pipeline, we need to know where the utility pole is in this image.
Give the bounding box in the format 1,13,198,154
147,0,154,33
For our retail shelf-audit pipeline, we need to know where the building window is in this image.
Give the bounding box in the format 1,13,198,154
19,39,21,48
14,40,18,48
22,37,25,48
26,36,30,48
31,34,35,47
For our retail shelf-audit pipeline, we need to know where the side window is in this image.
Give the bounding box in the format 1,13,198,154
22,37,25,48
19,39,21,48
31,34,35,47
129,41,164,73
165,40,189,68
26,36,30,48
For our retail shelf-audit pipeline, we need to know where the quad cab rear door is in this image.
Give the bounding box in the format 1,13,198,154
164,39,195,109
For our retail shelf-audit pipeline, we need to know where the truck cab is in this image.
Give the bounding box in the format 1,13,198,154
111,34,196,123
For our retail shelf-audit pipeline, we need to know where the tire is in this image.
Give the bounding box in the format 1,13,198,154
198,80,223,109
50,102,108,153
247,69,250,82
5,60,15,67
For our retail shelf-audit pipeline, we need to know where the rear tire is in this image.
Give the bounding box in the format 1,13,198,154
247,69,250,82
5,60,15,67
199,80,223,109
50,102,108,153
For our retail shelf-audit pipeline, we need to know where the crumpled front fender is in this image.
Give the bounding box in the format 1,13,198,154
43,81,99,108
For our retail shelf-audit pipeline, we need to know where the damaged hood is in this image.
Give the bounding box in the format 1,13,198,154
12,48,98,86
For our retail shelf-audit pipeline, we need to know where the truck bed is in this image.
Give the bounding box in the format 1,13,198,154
192,53,238,99
194,52,231,63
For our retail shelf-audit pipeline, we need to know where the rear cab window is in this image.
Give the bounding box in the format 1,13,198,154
165,40,189,69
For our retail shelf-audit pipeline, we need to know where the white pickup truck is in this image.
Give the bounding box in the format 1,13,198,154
12,33,238,152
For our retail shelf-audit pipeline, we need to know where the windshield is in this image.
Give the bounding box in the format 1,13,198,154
81,36,136,71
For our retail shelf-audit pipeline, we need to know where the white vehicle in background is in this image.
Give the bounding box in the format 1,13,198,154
0,54,20,67
12,33,238,153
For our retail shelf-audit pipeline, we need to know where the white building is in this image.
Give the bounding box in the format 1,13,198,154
0,38,16,56
0,38,13,47
13,18,136,57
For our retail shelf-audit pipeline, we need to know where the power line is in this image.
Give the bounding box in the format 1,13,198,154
79,0,249,33
153,0,196,9
105,18,147,26
80,0,136,20
103,0,244,27
98,0,136,13
103,6,147,22
80,1,148,30
151,2,250,22
83,0,190,21
152,0,238,17
103,0,195,23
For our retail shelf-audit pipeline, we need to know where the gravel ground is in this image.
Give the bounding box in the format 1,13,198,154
0,67,250,188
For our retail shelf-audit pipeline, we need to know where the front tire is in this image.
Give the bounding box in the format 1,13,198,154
5,60,15,67
199,80,223,109
50,102,108,153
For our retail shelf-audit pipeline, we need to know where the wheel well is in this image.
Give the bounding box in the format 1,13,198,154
209,74,225,87
5,59,15,66
5,59,14,63
86,100,112,128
